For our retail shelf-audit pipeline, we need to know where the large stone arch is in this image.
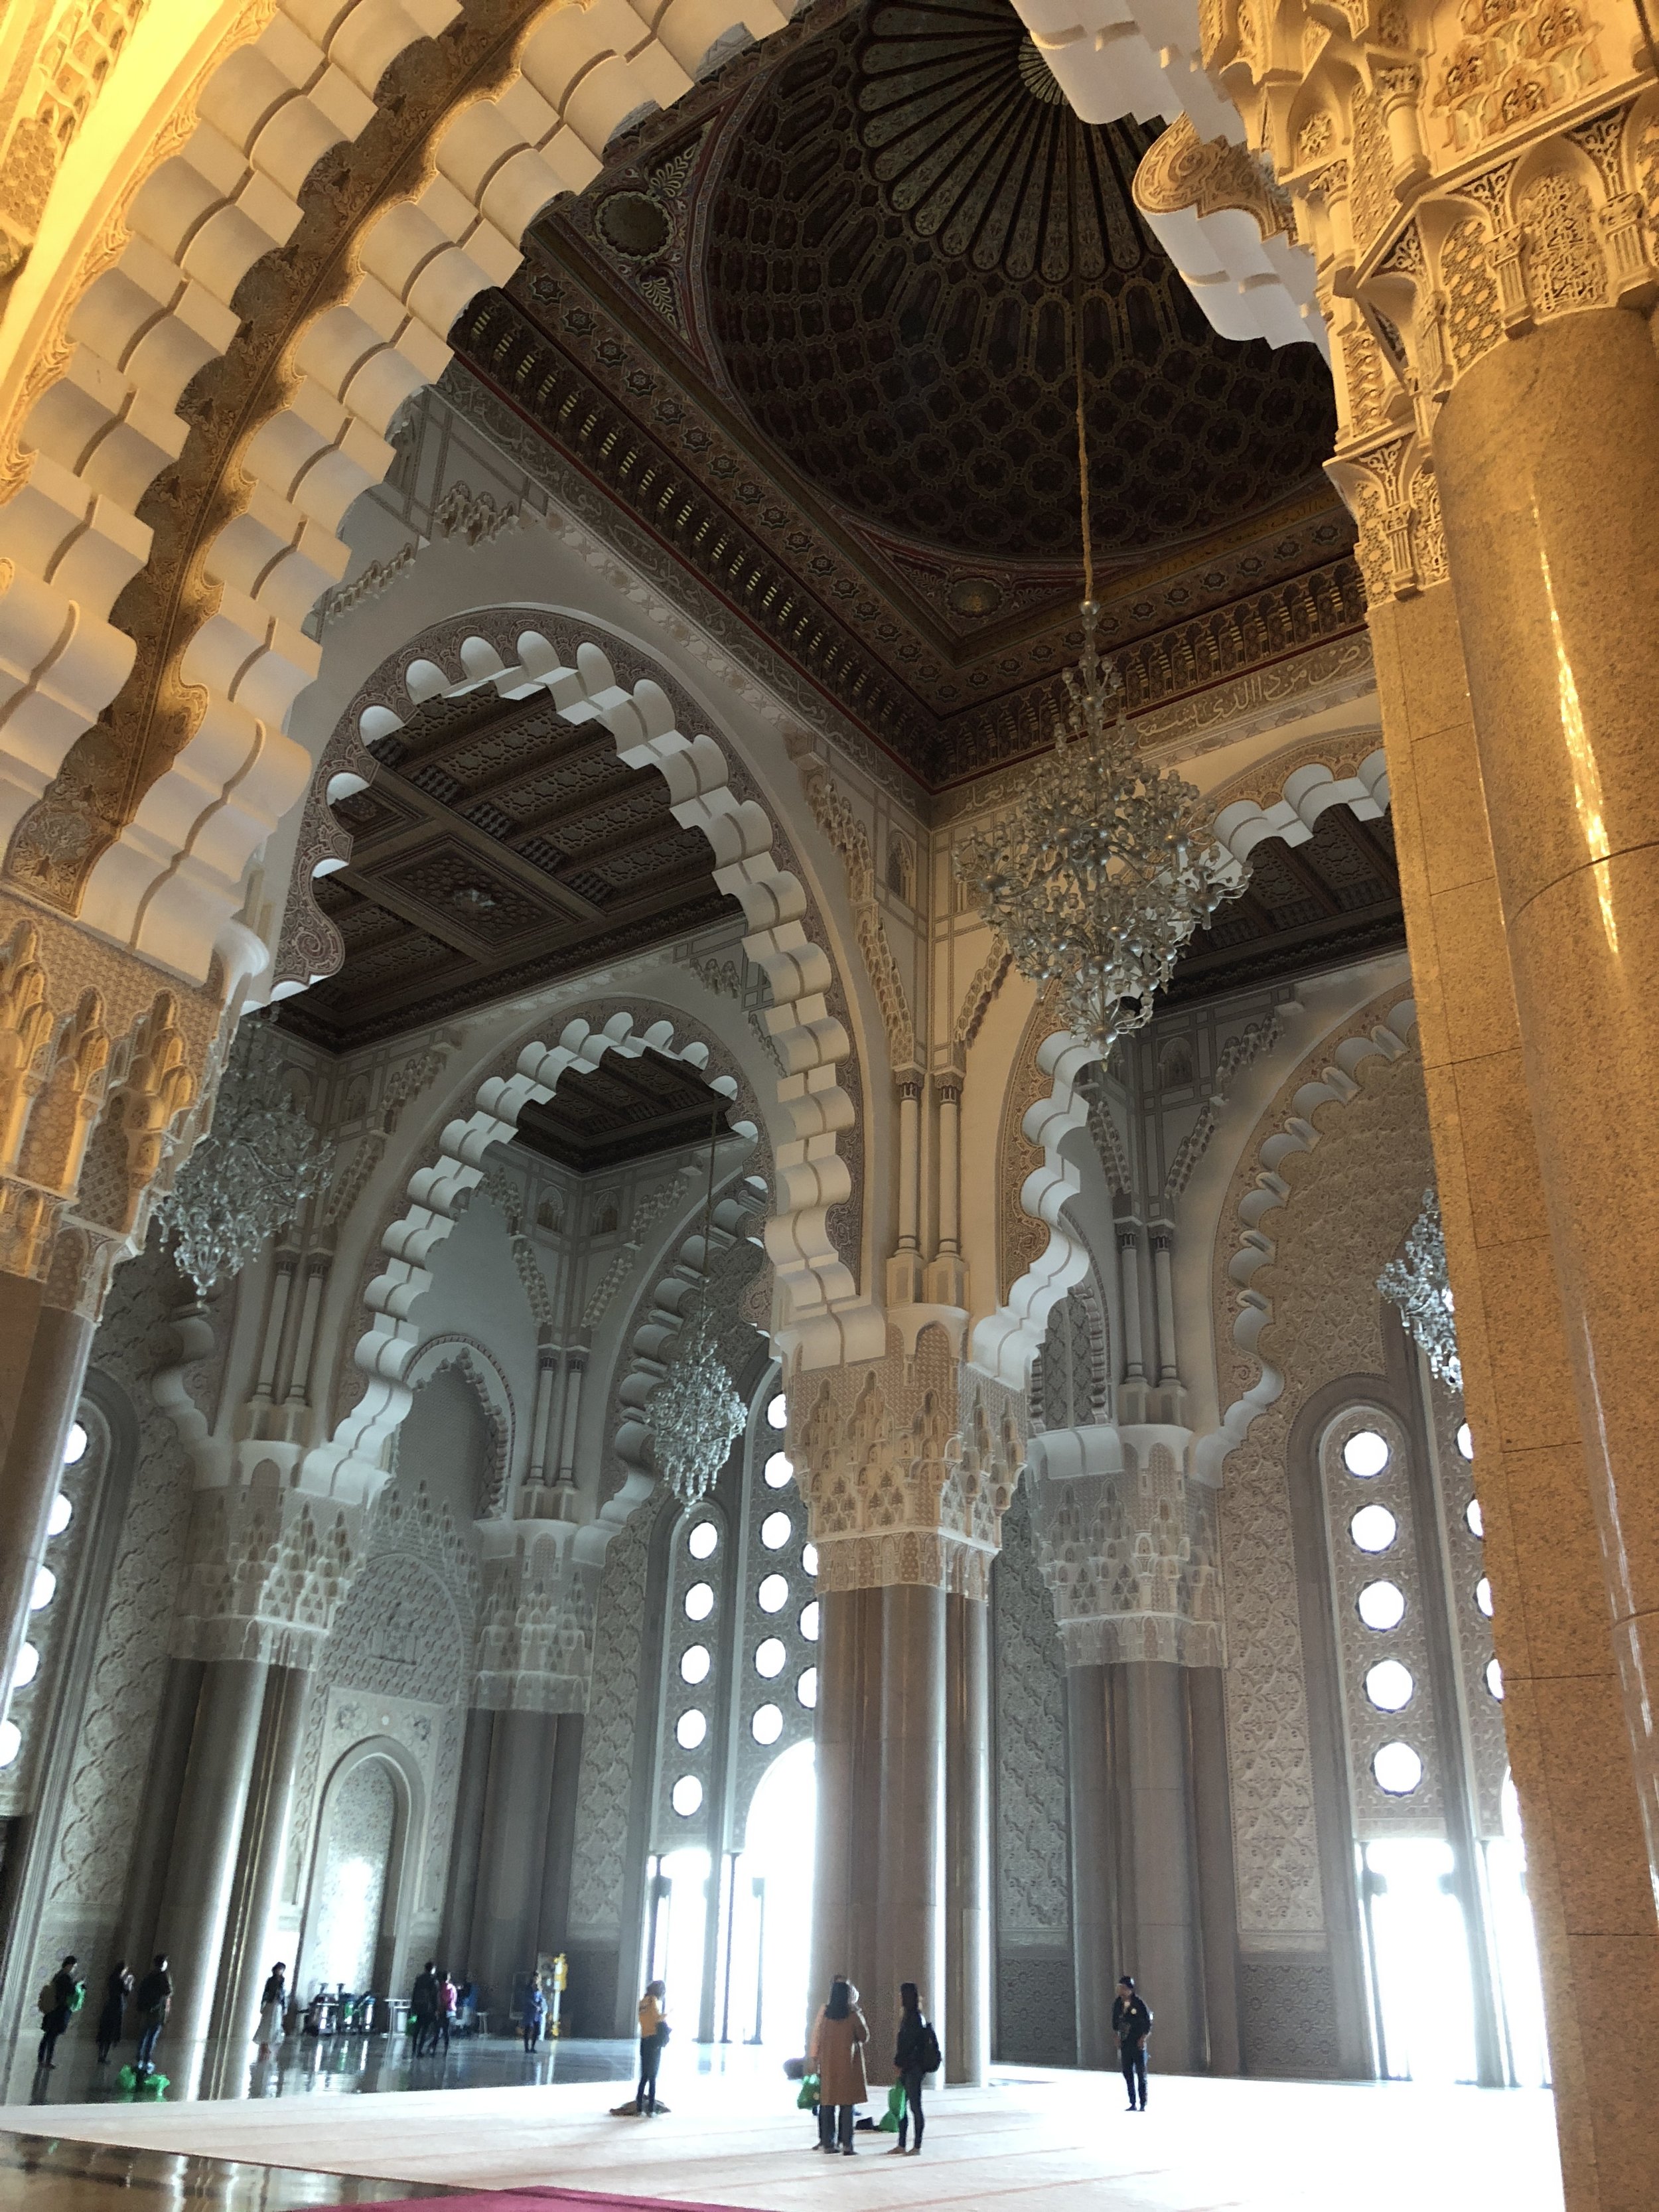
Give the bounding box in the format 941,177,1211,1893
283,604,868,1361
0,0,800,981
401,1335,514,1514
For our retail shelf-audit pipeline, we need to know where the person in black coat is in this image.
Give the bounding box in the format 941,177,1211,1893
1112,1975,1153,2110
96,1962,133,2064
134,1956,171,2075
410,1962,439,2057
37,1956,82,2069
890,1982,940,2156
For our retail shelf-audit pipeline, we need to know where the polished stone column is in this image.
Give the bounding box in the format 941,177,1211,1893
1119,1661,1202,2072
0,1297,92,1737
1064,1661,1120,2069
945,1591,989,2084
467,1708,561,2008
153,1657,269,2093
440,1709,496,1974
1370,573,1659,2210
1187,1668,1242,2077
217,1666,313,2055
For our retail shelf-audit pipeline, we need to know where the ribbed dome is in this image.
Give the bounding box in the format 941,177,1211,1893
705,0,1336,561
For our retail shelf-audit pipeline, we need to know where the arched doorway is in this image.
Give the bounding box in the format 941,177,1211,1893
304,1749,409,2001
733,1739,817,2049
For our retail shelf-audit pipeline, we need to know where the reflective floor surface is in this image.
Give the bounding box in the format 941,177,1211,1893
0,2132,458,2212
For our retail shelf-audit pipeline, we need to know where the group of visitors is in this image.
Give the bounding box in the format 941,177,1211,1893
36,1953,172,2075
807,1978,938,2156
409,1962,461,2055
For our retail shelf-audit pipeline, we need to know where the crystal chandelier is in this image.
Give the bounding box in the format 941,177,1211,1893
1378,1189,1463,1392
954,338,1248,1058
153,1019,332,1295
649,1112,747,1508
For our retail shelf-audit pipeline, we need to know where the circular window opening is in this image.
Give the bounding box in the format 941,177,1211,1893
798,1666,818,1709
1350,1505,1398,1555
688,1521,719,1560
684,1582,715,1623
676,1709,707,1750
671,1774,704,1816
800,1600,820,1643
751,1702,784,1745
680,1644,711,1685
45,1493,71,1538
757,1573,789,1614
1465,1497,1484,1540
1457,1422,1475,1461
764,1451,794,1489
760,1511,792,1550
1343,1429,1390,1479
1372,1741,1424,1796
1365,1659,1415,1713
11,1642,38,1691
1486,1659,1505,1701
1475,1575,1494,1619
62,1422,88,1467
0,1720,19,1769
766,1394,788,1430
802,1541,820,1579
755,1637,786,1679
29,1568,55,1612
1356,1580,1406,1632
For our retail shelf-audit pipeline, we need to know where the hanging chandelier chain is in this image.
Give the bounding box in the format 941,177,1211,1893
650,1104,748,1510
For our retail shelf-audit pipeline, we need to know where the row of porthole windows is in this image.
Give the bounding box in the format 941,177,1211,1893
0,1420,87,1770
1342,1419,1498,1801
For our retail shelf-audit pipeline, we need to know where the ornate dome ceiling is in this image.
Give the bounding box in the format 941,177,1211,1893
703,0,1336,561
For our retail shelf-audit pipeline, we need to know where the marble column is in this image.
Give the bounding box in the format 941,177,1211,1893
944,1590,989,2084
217,1666,313,2053
1370,573,1659,2210
153,1657,269,2092
0,1299,93,1737
1119,1661,1202,2072
1064,1662,1120,2069
467,1708,561,2008
1187,1668,1242,2077
440,1710,495,1975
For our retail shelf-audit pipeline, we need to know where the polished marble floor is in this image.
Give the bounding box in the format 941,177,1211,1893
0,2055,1565,2212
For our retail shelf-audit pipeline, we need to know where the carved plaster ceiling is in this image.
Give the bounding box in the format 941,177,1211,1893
514,1046,733,1173
279,681,737,1051
1163,807,1404,1009
447,0,1358,791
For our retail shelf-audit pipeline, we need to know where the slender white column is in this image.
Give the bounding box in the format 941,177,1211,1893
529,1344,559,1486
555,1354,585,1491
1117,1224,1145,1382
897,1074,922,1252
252,1260,295,1402
1151,1224,1179,1385
936,1075,962,1258
283,1258,328,1405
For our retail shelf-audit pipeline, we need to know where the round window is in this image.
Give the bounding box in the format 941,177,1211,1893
687,1521,719,1560
799,1600,820,1643
764,1451,794,1489
11,1642,38,1691
757,1573,789,1613
1349,1505,1398,1554
684,1582,715,1623
1364,1659,1415,1713
676,1709,707,1750
1486,1659,1504,1702
755,1637,786,1679
760,1511,792,1550
1342,1429,1390,1479
0,1720,19,1769
1372,1741,1424,1796
45,1493,71,1538
62,1422,88,1467
671,1775,704,1816
802,1542,819,1579
1475,1576,1494,1618
1356,1580,1406,1632
1465,1497,1484,1540
766,1394,788,1430
751,1703,784,1746
798,1666,818,1709
680,1644,711,1685
29,1568,55,1612
1456,1422,1475,1462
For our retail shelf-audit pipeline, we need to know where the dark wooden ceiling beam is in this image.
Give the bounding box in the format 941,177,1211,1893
365,767,608,922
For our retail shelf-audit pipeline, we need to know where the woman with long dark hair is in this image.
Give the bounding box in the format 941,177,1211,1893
814,1977,869,2154
890,1982,940,2155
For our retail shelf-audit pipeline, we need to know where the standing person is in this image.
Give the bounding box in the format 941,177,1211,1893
36,1955,84,2069
636,1980,668,2116
815,1977,869,2156
256,1963,287,2054
889,1982,940,2157
134,1956,171,2075
410,1960,439,2057
436,1969,457,2053
96,1961,133,2065
1112,1975,1153,2111
522,1977,546,2052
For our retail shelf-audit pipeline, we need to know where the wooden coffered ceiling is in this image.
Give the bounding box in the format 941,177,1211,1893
514,1045,732,1173
278,680,738,1051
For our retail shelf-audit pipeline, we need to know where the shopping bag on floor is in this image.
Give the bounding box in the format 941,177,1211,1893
877,2080,906,2132
796,2069,820,2110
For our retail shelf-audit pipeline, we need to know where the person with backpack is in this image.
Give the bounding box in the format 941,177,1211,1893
36,1954,84,2069
134,1955,171,2075
889,1982,940,2156
96,1960,133,2065
1113,1974,1153,2110
635,1978,669,2115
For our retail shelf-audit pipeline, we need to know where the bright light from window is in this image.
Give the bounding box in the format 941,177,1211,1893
766,1394,788,1430
1365,1659,1415,1713
46,1493,71,1538
62,1422,88,1467
755,1637,786,1679
760,1511,792,1550
751,1703,784,1746
1357,1580,1406,1631
757,1574,788,1614
0,1721,19,1769
797,1667,818,1709
1350,1505,1398,1554
688,1521,719,1560
1343,1429,1390,1479
29,1568,55,1612
684,1582,715,1623
764,1451,794,1489
802,1542,819,1578
1456,1422,1474,1461
680,1644,711,1684
800,1601,820,1642
676,1709,707,1749
1373,1740,1424,1796
672,1775,703,1816
1465,1497,1483,1540
1486,1659,1504,1701
1475,1576,1494,1619
11,1643,38,1691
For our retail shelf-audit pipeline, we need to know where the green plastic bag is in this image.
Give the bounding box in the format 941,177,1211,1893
877,2079,906,2132
796,2071,820,2111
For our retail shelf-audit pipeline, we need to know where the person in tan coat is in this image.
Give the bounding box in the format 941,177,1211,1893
812,1977,869,2154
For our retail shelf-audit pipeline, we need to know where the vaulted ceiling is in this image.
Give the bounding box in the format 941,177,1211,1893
514,1047,733,1173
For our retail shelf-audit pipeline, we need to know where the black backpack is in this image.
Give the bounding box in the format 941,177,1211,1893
918,2020,941,2073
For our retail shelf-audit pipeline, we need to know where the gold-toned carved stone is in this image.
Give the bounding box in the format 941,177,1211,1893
1132,111,1297,239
